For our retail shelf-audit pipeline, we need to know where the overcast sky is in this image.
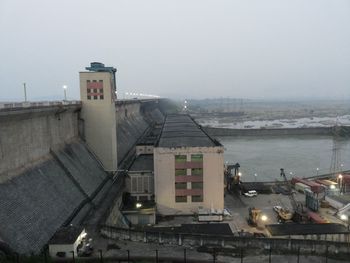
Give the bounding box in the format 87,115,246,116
0,0,349,101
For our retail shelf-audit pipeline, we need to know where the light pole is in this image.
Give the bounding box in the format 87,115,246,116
63,85,67,101
23,82,27,102
254,173,257,183
338,174,343,193
316,168,319,177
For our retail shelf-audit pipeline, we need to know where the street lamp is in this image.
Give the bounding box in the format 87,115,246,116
338,174,343,193
136,203,142,209
316,168,319,176
63,85,67,101
261,215,268,222
254,173,257,182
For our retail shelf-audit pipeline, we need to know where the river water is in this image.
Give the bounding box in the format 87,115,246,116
218,135,350,182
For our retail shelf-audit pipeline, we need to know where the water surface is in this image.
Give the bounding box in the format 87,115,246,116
218,135,350,182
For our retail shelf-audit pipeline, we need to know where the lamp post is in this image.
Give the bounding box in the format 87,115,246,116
254,173,257,183
63,85,67,101
316,168,319,177
338,174,343,193
23,82,27,102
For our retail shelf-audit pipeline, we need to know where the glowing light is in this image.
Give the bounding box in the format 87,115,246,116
261,215,268,221
340,214,348,221
136,203,142,208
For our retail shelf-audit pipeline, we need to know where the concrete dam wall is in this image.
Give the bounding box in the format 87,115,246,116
116,100,164,164
0,104,80,182
0,100,164,254
0,105,113,254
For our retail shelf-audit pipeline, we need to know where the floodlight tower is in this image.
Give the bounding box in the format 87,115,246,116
330,121,342,178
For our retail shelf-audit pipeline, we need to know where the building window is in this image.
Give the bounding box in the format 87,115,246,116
87,80,91,83
191,154,203,162
175,155,186,163
191,182,203,189
175,196,187,203
99,80,103,82
100,95,104,100
94,89,97,93
93,80,97,82
87,95,91,100
87,88,91,93
94,96,98,100
175,169,186,176
192,195,203,202
191,168,203,176
100,88,104,93
175,182,187,189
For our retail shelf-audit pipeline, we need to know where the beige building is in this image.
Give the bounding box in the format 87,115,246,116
79,62,118,172
154,114,224,215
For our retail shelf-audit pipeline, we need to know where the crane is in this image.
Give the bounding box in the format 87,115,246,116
280,168,304,222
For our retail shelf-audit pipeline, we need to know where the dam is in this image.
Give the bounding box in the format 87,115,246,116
0,97,165,254
1,64,349,261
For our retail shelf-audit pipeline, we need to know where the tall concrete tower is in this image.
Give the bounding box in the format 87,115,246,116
79,62,118,173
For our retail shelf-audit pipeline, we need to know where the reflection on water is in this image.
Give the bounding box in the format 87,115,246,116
218,135,350,182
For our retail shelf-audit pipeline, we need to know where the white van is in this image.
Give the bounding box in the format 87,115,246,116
244,190,258,197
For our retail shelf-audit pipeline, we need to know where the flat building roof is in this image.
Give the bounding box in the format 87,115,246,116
156,114,222,148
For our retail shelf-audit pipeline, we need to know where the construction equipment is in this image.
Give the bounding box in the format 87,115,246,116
280,168,305,222
273,206,293,221
247,207,261,226
224,162,240,191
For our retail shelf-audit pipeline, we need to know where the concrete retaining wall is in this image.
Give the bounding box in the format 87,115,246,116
101,225,350,257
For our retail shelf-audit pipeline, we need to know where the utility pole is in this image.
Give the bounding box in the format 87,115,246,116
23,82,27,102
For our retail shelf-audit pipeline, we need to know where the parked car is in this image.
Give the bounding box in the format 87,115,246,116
244,190,258,197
